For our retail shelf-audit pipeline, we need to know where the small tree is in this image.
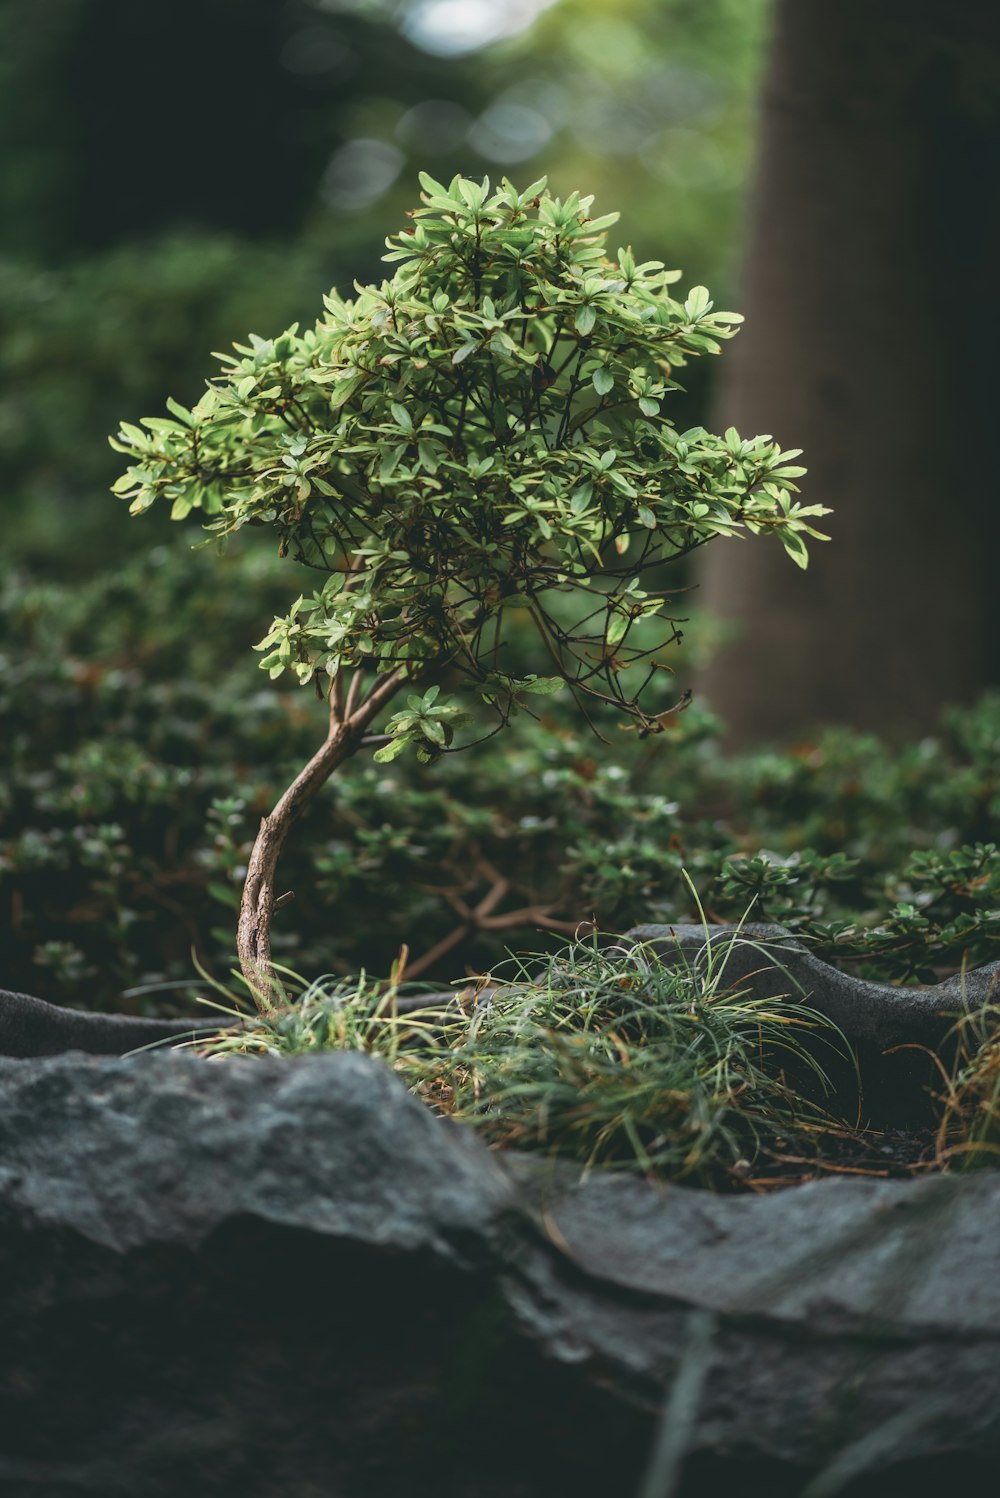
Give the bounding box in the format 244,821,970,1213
112,174,827,1004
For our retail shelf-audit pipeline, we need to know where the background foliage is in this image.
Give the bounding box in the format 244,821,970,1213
5,548,1000,1009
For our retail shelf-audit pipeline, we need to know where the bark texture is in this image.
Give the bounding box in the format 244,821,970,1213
697,0,1000,741
236,668,405,1003
237,724,357,1004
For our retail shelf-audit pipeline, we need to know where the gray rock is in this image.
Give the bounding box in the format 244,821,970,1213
0,1049,997,1496
0,987,227,1059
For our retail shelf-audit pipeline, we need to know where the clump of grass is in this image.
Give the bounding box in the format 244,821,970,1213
421,936,845,1184
187,931,847,1187
177,955,449,1066
935,1000,1000,1169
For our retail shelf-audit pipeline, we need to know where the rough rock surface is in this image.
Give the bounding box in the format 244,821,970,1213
0,1049,998,1496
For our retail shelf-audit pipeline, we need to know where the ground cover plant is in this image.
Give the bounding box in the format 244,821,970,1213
5,547,1000,1012
936,1001,1000,1170
182,921,1000,1191
111,172,825,1002
182,927,857,1190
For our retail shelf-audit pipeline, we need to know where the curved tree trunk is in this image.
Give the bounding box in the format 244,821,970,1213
696,0,1000,742
237,724,357,1009
237,668,406,1008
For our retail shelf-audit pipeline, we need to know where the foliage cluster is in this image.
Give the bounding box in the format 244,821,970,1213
111,174,821,751
4,543,1000,1010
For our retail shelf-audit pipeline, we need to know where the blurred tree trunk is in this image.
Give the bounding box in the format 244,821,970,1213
696,0,1000,741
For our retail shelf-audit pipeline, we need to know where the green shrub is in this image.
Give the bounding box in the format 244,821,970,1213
111,172,823,999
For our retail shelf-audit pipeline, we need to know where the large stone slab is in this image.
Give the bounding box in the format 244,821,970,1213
0,1050,997,1496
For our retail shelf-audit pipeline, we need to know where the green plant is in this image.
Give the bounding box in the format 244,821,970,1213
112,172,824,1001
935,999,1000,1168
7,544,1000,1009
185,929,844,1186
421,933,845,1182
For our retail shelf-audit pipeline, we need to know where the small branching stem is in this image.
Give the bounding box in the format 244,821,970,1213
237,666,408,1009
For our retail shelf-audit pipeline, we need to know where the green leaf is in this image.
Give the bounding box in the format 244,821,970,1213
606,611,629,646
418,171,450,199
575,305,596,337
781,530,810,569
328,372,365,408
517,675,564,695
592,368,614,397
416,441,439,474
165,396,194,426
379,443,408,481
373,735,412,763
458,177,485,210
